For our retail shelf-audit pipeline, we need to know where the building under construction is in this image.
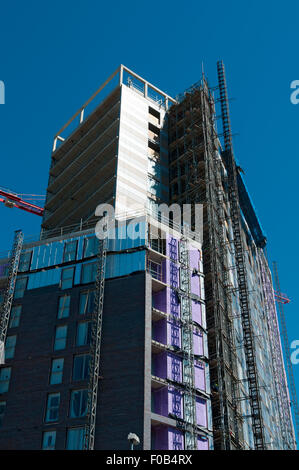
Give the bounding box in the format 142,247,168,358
0,64,296,450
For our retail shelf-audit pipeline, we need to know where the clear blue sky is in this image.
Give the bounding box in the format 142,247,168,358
0,0,298,438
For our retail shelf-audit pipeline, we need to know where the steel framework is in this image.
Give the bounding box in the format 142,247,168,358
0,230,24,362
83,235,107,450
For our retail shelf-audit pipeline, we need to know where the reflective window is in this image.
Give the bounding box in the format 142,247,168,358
0,401,6,427
54,326,68,351
50,358,64,385
57,295,70,319
63,241,78,263
14,277,28,299
9,305,22,328
45,393,60,423
73,355,90,382
83,237,98,258
70,389,88,418
0,368,11,394
42,430,56,450
19,251,32,272
81,263,97,284
5,335,16,359
79,291,95,315
66,427,84,450
61,268,74,290
76,322,91,347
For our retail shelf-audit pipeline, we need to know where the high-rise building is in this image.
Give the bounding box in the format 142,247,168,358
0,65,296,450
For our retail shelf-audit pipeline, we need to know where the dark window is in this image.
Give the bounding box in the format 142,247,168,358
79,291,95,315
61,268,74,290
63,241,78,263
45,393,60,423
50,358,64,385
9,305,21,328
73,355,90,381
81,263,97,284
70,389,88,418
42,430,56,450
83,237,98,258
57,295,70,319
66,427,84,450
0,367,11,394
76,322,91,347
54,326,68,351
14,277,28,299
19,251,32,272
5,335,16,359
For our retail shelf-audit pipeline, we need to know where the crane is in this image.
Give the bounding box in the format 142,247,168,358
0,187,44,216
273,261,299,444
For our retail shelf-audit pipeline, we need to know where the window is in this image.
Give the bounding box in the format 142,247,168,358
50,358,64,385
61,268,74,290
63,241,78,263
14,277,28,299
54,326,68,351
81,263,97,284
9,305,21,328
0,367,11,394
76,322,91,347
5,335,16,360
45,393,60,423
19,251,32,272
73,355,90,382
70,389,88,418
83,237,98,258
0,401,6,427
42,430,56,450
57,295,70,319
66,427,84,450
79,291,95,315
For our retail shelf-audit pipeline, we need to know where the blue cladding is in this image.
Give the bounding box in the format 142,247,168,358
106,251,146,279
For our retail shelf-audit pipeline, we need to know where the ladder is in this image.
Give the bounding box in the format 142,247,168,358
83,235,107,450
0,230,23,362
217,60,265,450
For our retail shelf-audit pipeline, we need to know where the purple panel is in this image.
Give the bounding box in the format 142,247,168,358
194,360,206,391
190,249,201,296
189,249,200,270
193,329,203,356
168,387,183,419
197,436,209,450
191,272,200,297
153,290,167,312
169,427,184,450
153,387,168,416
167,353,182,382
196,397,207,427
154,352,167,379
153,319,167,344
169,260,179,289
192,300,202,325
167,236,178,261
167,319,181,348
153,426,169,450
170,288,180,317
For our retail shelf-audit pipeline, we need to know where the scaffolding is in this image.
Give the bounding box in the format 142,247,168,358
217,60,265,449
179,234,197,449
83,235,107,450
0,230,23,362
168,76,243,449
272,261,299,446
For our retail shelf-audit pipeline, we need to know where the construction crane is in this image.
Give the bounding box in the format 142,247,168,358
0,187,44,216
273,261,299,443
